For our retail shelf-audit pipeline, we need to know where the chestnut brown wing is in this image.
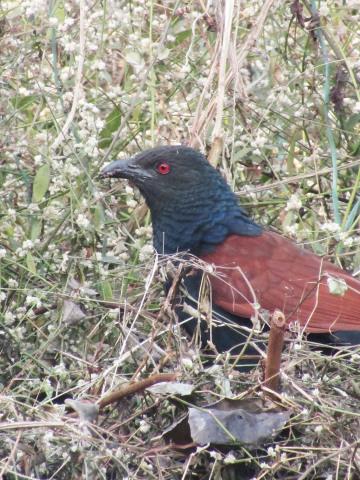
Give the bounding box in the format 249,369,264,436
201,231,360,333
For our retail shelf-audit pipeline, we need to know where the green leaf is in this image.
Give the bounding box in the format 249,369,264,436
11,95,38,111
32,164,50,203
30,218,42,241
98,107,121,149
174,29,192,45
101,281,113,300
26,252,36,275
51,0,65,22
287,131,297,174
344,113,360,133
92,204,104,229
327,276,348,296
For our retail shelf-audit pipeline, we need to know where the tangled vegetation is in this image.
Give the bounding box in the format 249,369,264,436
0,0,359,478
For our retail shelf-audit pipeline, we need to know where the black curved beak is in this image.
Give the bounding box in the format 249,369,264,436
99,158,134,179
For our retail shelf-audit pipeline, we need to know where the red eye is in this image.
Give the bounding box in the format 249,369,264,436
156,162,171,175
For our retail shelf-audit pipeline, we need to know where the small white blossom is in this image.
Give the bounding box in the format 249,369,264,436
285,193,302,211
314,424,323,434
22,239,34,250
76,214,90,229
350,353,360,363
267,447,276,457
65,163,81,177
25,295,42,308
8,279,18,288
48,17,59,27
319,4,330,15
343,237,354,247
63,41,78,53
284,224,298,236
353,102,360,114
139,419,151,433
4,311,15,325
181,357,194,369
0,249,6,259
139,244,154,262
126,199,138,209
224,453,237,464
321,222,340,233
209,451,222,460
34,154,43,165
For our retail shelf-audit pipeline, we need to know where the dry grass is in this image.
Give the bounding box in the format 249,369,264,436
0,0,360,478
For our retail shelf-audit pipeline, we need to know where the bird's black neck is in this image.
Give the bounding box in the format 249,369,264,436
146,174,262,255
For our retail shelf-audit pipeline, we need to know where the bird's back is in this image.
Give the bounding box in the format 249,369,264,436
201,231,360,333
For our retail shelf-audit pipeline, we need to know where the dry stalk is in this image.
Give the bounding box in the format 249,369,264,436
189,0,276,148
208,0,234,167
98,372,178,409
51,0,86,151
264,309,286,392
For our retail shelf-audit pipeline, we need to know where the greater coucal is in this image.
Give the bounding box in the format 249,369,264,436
101,146,360,366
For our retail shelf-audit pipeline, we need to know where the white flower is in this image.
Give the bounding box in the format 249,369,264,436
48,17,59,27
343,237,354,247
285,193,302,211
353,101,360,114
126,199,137,209
22,239,34,250
139,419,150,433
321,222,340,233
4,311,15,325
18,86,30,95
8,279,18,288
181,357,193,369
209,451,222,460
92,59,106,71
267,447,276,457
64,18,75,28
284,224,298,236
65,164,81,177
139,244,154,262
76,214,90,229
224,453,236,464
319,4,330,16
63,40,78,53
25,295,42,308
0,249,6,259
7,209,16,220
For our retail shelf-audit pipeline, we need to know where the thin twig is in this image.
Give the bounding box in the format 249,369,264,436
98,372,178,409
51,0,86,151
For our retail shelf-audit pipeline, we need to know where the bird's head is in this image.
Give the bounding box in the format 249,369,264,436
100,145,261,254
100,145,215,207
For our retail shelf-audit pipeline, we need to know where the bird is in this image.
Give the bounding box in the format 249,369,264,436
100,145,360,366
